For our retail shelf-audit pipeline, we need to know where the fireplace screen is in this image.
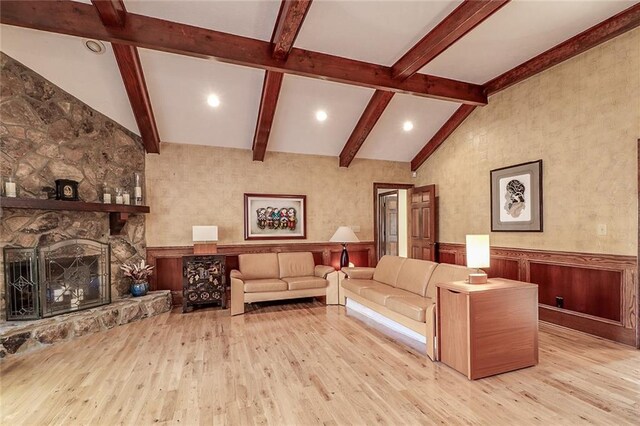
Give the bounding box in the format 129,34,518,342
4,239,110,320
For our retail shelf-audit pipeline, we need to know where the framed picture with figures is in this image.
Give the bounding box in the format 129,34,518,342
490,160,543,232
244,193,307,240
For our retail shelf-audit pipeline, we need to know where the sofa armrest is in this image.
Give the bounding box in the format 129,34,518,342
342,267,375,280
314,265,335,278
230,269,244,280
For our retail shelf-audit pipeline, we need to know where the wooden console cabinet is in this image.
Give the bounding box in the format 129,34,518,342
436,279,538,380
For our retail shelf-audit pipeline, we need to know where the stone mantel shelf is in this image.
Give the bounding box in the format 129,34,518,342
0,197,150,235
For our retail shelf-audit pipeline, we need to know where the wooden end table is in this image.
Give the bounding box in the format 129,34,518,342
436,278,538,380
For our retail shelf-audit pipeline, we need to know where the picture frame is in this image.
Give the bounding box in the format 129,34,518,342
490,160,543,232
244,193,307,240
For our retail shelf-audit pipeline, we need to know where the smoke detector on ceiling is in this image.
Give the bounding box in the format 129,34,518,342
83,39,106,55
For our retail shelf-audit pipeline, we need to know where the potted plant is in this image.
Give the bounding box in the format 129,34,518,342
121,260,154,297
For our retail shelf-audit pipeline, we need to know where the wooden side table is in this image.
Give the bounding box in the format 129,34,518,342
436,278,538,380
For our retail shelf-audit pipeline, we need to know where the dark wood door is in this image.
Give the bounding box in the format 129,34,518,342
409,184,437,261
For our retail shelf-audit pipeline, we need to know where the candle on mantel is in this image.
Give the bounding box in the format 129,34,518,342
5,180,16,197
123,191,130,205
115,193,123,205
103,192,111,204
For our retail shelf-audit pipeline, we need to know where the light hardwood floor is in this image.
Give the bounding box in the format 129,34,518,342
1,301,638,425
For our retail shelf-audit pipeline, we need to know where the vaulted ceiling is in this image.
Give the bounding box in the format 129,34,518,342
1,0,637,167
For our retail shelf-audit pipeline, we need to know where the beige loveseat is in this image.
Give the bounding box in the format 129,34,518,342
231,252,336,315
340,255,472,360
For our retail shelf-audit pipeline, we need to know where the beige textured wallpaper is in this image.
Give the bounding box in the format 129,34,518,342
146,144,411,246
416,29,640,255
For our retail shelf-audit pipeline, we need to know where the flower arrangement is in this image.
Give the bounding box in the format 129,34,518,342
121,259,154,283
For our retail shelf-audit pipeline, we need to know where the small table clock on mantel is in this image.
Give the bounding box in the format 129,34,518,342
435,278,538,380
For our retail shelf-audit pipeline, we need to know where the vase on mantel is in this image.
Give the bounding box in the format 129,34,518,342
130,281,148,297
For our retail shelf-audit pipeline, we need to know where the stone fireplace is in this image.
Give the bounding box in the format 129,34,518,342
4,239,111,320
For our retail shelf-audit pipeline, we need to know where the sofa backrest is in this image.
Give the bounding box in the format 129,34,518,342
373,255,406,286
426,263,474,299
395,259,438,296
278,252,315,278
238,253,279,280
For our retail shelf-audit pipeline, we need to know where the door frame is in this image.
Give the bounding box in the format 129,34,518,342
373,182,414,262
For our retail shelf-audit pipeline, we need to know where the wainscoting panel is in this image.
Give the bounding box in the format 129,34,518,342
147,242,376,307
438,243,637,347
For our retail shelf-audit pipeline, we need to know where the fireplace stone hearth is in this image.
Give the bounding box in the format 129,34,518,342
0,290,171,359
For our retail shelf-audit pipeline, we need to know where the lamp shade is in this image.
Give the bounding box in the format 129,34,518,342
466,234,490,268
329,226,360,243
192,226,218,242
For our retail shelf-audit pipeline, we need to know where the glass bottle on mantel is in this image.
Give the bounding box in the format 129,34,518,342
134,172,143,206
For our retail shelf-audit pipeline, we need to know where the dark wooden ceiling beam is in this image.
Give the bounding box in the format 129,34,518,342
410,105,476,171
252,1,312,162
339,0,507,167
486,3,640,94
111,44,161,154
92,0,126,27
392,0,510,81
91,0,160,154
411,4,640,171
0,0,486,105
271,0,313,60
339,91,395,167
252,71,285,161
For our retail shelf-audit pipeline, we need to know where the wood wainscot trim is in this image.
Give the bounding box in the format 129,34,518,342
437,242,638,347
147,241,376,307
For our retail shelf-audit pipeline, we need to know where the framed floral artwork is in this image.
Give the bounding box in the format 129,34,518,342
490,160,543,232
244,194,307,240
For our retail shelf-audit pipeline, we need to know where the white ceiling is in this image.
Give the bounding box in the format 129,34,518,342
1,1,636,162
138,48,264,149
0,24,138,134
421,0,636,84
295,0,462,66
268,74,374,156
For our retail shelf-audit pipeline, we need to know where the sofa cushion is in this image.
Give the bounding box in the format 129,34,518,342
282,276,328,290
239,253,280,280
385,295,432,323
372,256,406,287
278,252,315,278
360,285,414,306
395,259,438,296
244,278,287,293
341,279,380,295
426,263,474,299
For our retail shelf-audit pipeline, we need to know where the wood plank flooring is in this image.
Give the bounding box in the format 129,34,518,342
1,301,639,425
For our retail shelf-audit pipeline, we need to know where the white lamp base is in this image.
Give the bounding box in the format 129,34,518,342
468,273,488,284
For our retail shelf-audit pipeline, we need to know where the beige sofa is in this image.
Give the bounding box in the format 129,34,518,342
231,252,336,315
340,255,472,360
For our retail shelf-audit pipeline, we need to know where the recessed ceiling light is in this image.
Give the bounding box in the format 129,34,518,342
403,121,414,132
207,94,221,108
83,39,106,55
315,110,328,122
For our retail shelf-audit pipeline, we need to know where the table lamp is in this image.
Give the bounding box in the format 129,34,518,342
466,234,490,284
193,226,218,254
330,226,360,268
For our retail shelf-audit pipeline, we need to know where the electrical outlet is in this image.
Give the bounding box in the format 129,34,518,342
556,296,564,309
597,224,607,236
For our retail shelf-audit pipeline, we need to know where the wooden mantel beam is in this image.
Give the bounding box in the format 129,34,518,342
0,1,486,106
338,0,506,167
392,0,510,81
253,0,313,162
410,3,640,172
91,0,160,154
